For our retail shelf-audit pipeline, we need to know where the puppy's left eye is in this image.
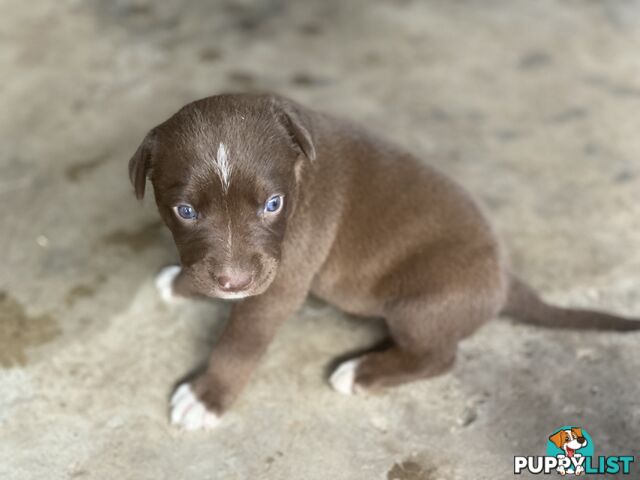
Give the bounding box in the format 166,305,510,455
264,195,283,214
174,204,197,220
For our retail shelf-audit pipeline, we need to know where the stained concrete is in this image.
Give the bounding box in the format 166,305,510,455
1,1,639,479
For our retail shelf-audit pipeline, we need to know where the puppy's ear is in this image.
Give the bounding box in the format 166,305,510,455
549,431,565,448
272,96,316,162
572,427,583,438
128,129,157,200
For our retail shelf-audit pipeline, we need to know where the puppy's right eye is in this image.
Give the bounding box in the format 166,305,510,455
174,204,197,220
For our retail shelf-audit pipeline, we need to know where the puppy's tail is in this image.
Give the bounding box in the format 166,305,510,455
501,274,640,331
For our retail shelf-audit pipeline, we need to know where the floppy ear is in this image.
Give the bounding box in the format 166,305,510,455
572,427,583,438
549,431,565,448
128,129,157,200
271,96,316,162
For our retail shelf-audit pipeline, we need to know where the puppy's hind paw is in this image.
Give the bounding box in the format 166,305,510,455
170,383,220,431
155,265,183,304
329,358,362,396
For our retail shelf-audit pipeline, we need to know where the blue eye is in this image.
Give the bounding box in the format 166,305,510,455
264,195,283,213
175,204,197,220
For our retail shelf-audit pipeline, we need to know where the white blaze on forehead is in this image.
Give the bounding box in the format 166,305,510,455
226,215,233,251
214,142,232,192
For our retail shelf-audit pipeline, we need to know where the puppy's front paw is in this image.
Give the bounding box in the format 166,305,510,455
170,383,220,431
329,358,362,396
155,265,183,304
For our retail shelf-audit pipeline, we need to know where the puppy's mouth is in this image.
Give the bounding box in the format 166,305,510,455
216,291,252,299
214,286,255,300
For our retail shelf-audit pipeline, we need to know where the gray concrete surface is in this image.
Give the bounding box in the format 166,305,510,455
1,1,639,478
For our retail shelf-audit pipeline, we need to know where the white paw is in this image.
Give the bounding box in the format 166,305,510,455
155,265,182,304
170,383,220,431
329,358,361,396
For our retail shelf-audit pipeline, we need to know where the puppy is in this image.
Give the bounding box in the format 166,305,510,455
129,93,640,430
549,428,588,475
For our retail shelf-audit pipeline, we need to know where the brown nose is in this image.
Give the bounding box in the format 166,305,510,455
216,272,252,292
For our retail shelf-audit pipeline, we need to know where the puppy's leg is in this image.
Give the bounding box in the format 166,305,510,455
170,273,311,431
331,253,505,394
330,343,457,395
330,304,459,394
155,265,204,303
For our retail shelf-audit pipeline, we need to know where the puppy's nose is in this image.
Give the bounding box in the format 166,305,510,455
216,272,252,292
577,436,586,444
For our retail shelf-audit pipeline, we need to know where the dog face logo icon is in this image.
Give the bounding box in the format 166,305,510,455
548,427,589,476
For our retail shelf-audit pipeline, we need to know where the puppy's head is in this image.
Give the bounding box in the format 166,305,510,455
549,428,587,450
128,94,315,299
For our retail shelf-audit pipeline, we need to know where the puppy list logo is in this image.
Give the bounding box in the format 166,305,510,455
514,426,635,475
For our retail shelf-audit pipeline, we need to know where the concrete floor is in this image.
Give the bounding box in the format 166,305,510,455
1,0,640,478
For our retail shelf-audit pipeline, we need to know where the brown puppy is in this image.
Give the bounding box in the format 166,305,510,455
129,93,640,430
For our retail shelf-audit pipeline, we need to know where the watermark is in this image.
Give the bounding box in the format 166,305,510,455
514,426,635,475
